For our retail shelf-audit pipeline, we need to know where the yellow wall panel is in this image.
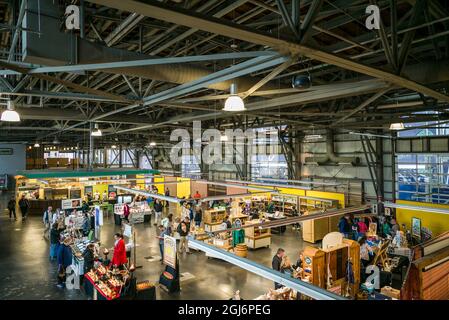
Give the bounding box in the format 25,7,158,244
396,200,449,237
305,190,345,208
154,176,164,194
176,177,191,198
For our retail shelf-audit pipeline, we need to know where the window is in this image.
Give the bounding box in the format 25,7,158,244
398,113,449,137
181,154,201,178
251,154,288,180
397,154,449,204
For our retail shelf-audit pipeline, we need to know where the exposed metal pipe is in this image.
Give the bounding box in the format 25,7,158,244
305,130,360,165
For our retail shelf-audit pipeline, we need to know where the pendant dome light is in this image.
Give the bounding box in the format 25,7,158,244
1,100,21,122
91,123,102,137
389,123,405,130
223,83,245,112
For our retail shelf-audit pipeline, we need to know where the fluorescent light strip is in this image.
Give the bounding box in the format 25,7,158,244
198,191,277,202
226,179,311,190
114,185,182,204
254,177,342,187
384,202,449,215
196,180,279,192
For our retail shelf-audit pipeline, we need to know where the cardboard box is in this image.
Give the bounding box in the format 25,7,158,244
381,286,400,299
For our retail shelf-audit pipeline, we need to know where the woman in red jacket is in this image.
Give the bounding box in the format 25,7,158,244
111,233,127,268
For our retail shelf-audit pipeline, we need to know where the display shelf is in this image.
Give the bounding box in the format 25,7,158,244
203,208,226,224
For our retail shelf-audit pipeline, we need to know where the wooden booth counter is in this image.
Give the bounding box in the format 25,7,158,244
244,220,271,249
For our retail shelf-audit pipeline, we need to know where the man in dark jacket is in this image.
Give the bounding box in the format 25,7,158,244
154,200,163,226
18,195,30,221
50,223,60,261
56,238,73,288
83,244,96,274
272,248,285,289
7,197,16,220
194,207,202,227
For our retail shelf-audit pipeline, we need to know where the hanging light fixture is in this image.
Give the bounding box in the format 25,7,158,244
34,142,40,148
389,123,405,130
220,134,228,142
53,136,60,145
223,83,245,112
149,141,156,147
111,145,117,149
91,123,102,137
1,100,21,122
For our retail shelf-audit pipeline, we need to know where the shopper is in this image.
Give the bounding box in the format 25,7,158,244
123,202,130,222
390,218,400,238
188,203,194,221
157,225,170,263
111,233,127,269
181,202,189,220
359,236,374,268
42,206,53,240
83,243,96,274
18,194,30,221
165,188,170,209
161,213,174,235
382,220,391,238
291,205,301,230
194,206,202,227
193,191,201,199
49,223,60,261
357,218,368,238
292,251,304,270
338,215,351,238
7,197,16,220
56,237,72,288
154,199,163,226
82,212,91,236
272,248,286,289
81,201,90,213
177,221,190,254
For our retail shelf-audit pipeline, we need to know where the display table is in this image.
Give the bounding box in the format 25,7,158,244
265,213,287,234
204,221,224,232
244,220,271,249
84,273,121,300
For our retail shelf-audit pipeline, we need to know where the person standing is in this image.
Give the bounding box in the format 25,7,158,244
390,218,400,238
157,225,170,263
123,202,130,222
111,233,127,269
193,191,201,199
272,248,286,289
56,237,72,288
194,206,202,227
7,197,16,220
165,188,170,209
49,223,60,261
83,243,96,274
18,194,30,221
177,221,190,254
154,199,163,226
43,206,53,240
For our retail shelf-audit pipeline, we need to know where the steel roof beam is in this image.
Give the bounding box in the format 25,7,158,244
85,0,449,102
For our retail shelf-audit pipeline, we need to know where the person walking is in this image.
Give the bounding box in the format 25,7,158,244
154,199,163,226
43,206,53,240
18,194,30,222
7,197,16,220
177,220,191,254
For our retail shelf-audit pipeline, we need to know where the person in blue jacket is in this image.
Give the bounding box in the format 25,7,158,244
56,237,73,288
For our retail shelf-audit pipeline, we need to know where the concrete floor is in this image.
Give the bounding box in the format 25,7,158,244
0,191,315,300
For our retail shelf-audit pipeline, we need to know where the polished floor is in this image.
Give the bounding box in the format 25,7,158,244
0,192,315,300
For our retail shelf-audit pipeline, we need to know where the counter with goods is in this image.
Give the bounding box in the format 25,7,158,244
114,201,151,225
84,264,130,300
244,219,271,249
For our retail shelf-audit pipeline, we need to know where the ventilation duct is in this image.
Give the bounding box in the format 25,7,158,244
21,0,284,92
305,130,360,166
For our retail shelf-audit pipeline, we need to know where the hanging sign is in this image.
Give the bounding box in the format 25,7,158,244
61,198,82,210
163,235,177,269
